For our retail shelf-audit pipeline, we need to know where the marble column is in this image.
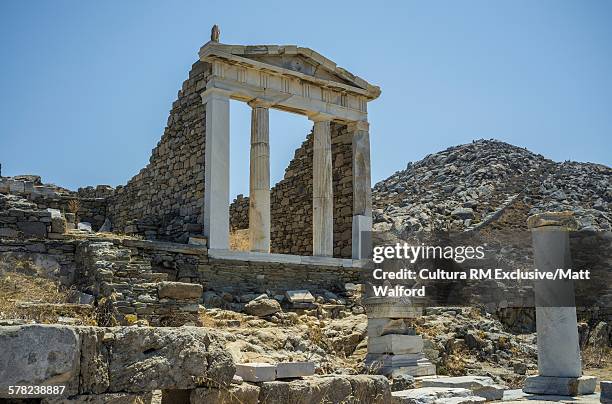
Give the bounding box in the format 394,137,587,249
311,115,334,257
349,121,372,259
248,100,271,253
201,88,231,250
523,211,597,396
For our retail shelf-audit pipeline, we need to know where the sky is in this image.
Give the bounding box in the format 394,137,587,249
0,1,611,199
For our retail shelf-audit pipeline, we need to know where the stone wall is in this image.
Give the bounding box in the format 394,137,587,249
106,61,210,242
0,239,77,285
230,194,249,231
76,241,203,326
125,239,360,297
0,177,105,232
268,122,353,258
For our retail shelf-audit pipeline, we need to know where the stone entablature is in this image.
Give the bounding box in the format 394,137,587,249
199,43,380,123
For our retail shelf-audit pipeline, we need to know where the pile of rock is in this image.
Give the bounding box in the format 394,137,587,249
373,139,611,233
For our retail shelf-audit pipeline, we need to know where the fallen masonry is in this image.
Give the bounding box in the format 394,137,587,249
0,324,392,403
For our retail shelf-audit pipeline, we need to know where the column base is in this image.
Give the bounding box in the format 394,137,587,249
523,375,597,396
365,353,436,376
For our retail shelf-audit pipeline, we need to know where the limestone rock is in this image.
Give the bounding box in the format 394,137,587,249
42,392,154,403
190,383,260,404
391,387,480,404
105,326,234,392
244,298,281,317
422,376,505,400
0,325,80,396
258,375,390,404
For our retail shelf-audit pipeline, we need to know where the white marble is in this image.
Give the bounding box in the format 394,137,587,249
202,88,231,249
248,101,271,253
235,363,276,382
275,362,315,379
311,116,334,257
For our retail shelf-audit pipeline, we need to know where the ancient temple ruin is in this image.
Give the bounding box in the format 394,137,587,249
107,30,380,259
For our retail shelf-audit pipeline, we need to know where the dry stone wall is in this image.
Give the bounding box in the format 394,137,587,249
106,61,211,242
266,122,353,258
230,194,249,231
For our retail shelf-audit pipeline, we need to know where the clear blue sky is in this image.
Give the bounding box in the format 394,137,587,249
1,1,610,198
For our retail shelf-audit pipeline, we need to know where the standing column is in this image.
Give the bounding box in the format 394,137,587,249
349,121,372,259
201,88,231,249
248,100,271,252
523,211,597,396
311,114,334,257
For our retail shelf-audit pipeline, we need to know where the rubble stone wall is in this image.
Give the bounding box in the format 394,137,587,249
0,178,106,233
0,239,77,285
246,122,353,258
106,61,211,242
126,239,360,296
230,194,249,231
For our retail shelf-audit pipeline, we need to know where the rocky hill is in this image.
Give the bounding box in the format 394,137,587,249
372,139,611,233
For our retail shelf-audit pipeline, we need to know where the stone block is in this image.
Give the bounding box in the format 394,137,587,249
391,387,482,404
188,236,207,246
235,363,276,382
157,281,203,300
78,222,93,232
363,298,422,319
52,216,67,234
105,326,234,392
285,290,315,304
276,362,315,379
0,325,80,397
17,221,47,237
366,353,435,377
368,318,414,337
368,335,423,354
244,298,281,317
602,381,612,404
258,375,391,404
190,383,260,404
42,392,154,403
0,228,18,238
523,375,597,396
422,376,505,401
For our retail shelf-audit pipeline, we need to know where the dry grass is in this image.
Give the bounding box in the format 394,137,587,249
229,229,249,251
0,266,96,325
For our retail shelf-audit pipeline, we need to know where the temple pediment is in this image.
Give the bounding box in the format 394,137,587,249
199,42,380,100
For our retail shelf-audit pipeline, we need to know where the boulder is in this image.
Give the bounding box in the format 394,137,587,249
0,325,80,396
0,325,234,397
244,298,281,317
190,383,260,404
258,375,391,404
157,281,203,300
42,392,154,403
105,326,234,392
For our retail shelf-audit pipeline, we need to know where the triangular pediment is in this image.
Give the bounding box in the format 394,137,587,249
199,42,380,100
